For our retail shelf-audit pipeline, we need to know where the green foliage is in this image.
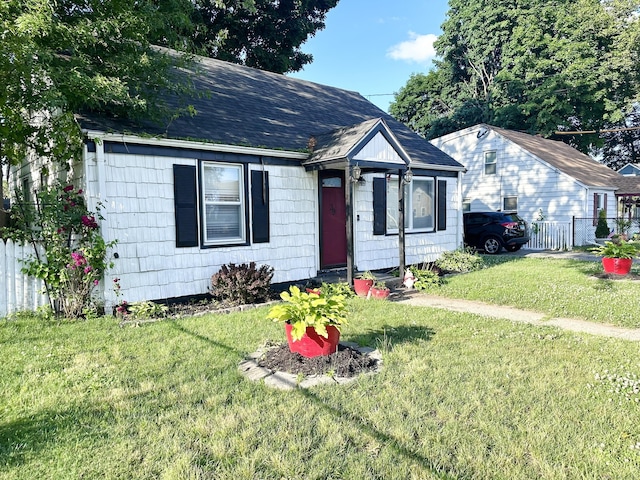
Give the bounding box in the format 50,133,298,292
590,240,640,259
210,262,274,306
435,247,485,274
191,0,339,73
320,282,355,298
266,286,347,341
0,0,198,181
390,0,639,160
4,183,116,318
595,209,610,238
357,270,376,280
128,301,169,320
409,265,441,290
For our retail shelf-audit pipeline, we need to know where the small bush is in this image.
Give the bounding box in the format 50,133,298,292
409,265,441,290
321,282,355,297
210,262,274,306
435,247,485,273
128,301,169,319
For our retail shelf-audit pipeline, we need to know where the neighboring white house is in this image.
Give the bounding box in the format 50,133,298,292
431,124,621,246
9,52,465,310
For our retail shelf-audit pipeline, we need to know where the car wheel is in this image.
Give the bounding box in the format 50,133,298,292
483,236,502,254
506,244,522,252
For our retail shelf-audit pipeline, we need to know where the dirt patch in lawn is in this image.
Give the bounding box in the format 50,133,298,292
258,343,379,377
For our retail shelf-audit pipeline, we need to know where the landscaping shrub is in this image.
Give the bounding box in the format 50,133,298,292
409,265,441,290
320,282,355,297
210,262,274,306
435,247,485,273
595,209,610,238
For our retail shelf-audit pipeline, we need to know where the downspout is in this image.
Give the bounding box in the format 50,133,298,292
458,171,464,248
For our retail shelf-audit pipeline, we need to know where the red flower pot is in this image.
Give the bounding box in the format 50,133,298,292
602,257,633,275
353,278,374,297
369,287,390,299
285,323,340,358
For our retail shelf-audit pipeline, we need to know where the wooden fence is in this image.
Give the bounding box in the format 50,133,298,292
0,240,49,318
526,221,573,251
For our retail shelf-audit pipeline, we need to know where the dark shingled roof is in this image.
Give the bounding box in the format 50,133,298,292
77,52,463,170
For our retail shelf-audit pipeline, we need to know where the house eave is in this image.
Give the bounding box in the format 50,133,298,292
82,130,310,160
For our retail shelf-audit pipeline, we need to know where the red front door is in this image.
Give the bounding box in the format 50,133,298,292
320,172,347,268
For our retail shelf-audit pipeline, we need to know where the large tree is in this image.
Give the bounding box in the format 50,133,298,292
390,0,640,162
189,0,339,73
0,0,197,205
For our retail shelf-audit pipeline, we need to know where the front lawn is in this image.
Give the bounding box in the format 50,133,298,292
428,255,640,328
2,295,640,479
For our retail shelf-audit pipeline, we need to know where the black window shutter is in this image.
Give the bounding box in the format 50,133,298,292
373,177,387,235
251,170,269,243
437,180,447,231
173,165,199,247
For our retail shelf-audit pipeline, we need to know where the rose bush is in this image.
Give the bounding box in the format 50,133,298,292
5,183,116,318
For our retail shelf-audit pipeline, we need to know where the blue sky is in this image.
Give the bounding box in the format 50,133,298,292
288,0,451,113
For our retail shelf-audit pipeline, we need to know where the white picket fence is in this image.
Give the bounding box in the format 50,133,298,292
0,239,50,318
526,221,573,251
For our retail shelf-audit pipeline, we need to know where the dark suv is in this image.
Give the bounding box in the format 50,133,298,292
463,211,529,254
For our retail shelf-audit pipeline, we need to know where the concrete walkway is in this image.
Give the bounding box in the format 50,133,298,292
394,291,640,342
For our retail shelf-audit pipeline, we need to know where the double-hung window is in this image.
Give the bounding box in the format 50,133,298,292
385,176,435,233
202,162,245,245
484,151,497,175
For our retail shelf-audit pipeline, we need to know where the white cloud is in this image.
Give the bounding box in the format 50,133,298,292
387,32,438,63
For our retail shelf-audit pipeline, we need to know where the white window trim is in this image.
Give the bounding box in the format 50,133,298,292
484,150,497,176
386,176,436,234
201,161,246,246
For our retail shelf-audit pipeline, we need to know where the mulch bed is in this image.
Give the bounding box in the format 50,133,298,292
258,343,379,377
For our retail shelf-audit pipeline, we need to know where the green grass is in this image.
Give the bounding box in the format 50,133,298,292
2,296,640,479
426,255,640,328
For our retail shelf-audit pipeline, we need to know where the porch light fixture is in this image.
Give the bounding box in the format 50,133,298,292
402,167,413,184
350,164,362,183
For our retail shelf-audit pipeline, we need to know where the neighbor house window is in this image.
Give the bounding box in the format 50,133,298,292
503,196,517,211
386,176,435,233
462,198,471,212
484,151,497,175
201,162,245,245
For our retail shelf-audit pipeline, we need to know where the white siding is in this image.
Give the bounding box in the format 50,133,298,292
431,127,616,226
90,150,318,307
353,175,461,270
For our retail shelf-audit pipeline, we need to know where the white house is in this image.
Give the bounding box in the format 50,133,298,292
431,124,621,246
10,52,465,309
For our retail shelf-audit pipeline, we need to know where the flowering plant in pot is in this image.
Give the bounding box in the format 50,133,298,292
353,270,375,297
590,239,640,275
267,286,348,357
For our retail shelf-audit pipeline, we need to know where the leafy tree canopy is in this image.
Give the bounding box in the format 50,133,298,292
1,0,339,202
189,0,339,73
390,0,640,165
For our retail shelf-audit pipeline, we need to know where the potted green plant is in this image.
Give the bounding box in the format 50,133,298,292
353,270,375,297
590,238,640,275
369,280,390,299
266,286,348,357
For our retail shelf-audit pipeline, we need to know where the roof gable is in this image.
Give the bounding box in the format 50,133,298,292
77,50,463,171
432,124,620,189
304,118,409,170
